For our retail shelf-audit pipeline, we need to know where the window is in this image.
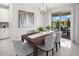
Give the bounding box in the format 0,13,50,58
51,12,71,39
18,10,34,28
51,12,71,30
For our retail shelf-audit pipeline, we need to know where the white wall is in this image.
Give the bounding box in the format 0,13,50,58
71,4,79,43
9,3,44,39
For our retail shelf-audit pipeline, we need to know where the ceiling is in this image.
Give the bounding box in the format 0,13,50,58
21,3,71,10
0,3,71,10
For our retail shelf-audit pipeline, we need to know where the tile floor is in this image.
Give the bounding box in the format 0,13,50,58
0,37,79,56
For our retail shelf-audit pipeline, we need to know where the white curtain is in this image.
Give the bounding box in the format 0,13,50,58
19,10,34,28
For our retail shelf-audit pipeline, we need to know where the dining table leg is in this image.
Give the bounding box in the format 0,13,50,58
43,39,45,45
33,47,38,56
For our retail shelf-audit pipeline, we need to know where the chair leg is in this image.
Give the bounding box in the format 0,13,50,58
46,51,48,56
52,49,54,56
56,43,58,52
59,42,60,48
22,38,24,42
33,47,36,56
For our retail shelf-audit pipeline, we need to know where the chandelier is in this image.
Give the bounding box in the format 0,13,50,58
39,3,47,15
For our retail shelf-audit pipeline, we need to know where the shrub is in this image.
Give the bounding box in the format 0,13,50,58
51,25,53,29
38,26,44,32
46,25,51,30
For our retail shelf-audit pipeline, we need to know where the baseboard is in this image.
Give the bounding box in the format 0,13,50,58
0,37,9,40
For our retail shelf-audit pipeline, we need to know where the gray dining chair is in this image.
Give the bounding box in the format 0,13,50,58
37,36,56,56
27,30,38,35
55,31,62,51
12,40,33,56
27,30,35,35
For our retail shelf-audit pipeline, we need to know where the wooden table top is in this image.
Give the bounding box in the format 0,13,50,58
28,30,54,39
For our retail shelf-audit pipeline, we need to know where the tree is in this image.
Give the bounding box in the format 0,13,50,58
56,20,60,30
67,18,70,27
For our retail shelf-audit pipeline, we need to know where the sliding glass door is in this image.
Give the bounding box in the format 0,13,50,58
51,12,71,39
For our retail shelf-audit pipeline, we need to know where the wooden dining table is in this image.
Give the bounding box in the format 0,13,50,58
21,30,54,56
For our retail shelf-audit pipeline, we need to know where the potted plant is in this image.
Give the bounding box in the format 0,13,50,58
38,26,44,33
51,25,53,30
46,25,51,31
